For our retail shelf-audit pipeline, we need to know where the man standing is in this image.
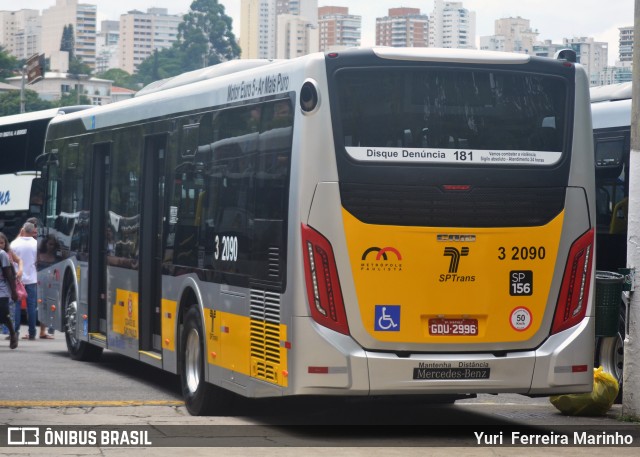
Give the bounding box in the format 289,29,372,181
10,222,45,340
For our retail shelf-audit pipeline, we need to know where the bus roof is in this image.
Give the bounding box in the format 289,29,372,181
591,97,631,129
135,59,280,97
372,46,531,64
0,105,92,127
45,47,579,135
590,81,632,102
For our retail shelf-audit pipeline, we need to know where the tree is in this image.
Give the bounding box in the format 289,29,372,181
134,47,186,87
0,46,19,81
0,89,53,116
68,57,92,77
134,0,240,86
57,87,90,107
96,68,138,90
60,24,75,60
178,0,240,69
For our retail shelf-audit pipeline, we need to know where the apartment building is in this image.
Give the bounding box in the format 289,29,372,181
318,6,361,51
619,26,633,63
563,36,608,86
240,0,276,59
240,0,318,59
375,7,428,48
96,20,119,73
480,17,538,54
41,0,97,69
429,0,476,49
276,13,318,59
0,9,41,60
118,8,181,74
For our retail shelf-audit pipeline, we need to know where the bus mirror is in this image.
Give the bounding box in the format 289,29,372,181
35,152,59,168
554,49,577,63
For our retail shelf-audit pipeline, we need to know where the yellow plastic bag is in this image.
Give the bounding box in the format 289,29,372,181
549,366,619,416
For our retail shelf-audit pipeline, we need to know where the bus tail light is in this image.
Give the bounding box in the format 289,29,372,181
301,224,349,335
551,229,594,335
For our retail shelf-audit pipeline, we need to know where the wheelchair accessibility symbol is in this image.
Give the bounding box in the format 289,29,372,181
374,305,400,331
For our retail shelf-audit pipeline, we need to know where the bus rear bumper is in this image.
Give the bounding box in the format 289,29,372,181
293,316,594,396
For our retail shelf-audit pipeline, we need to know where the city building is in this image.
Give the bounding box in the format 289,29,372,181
41,0,97,69
375,7,428,48
429,0,476,49
110,85,136,102
276,13,318,59
0,9,42,60
240,0,276,59
6,72,112,105
480,17,538,54
596,26,633,85
118,8,181,74
563,36,608,86
240,0,318,59
618,26,633,63
318,6,361,51
95,20,119,73
531,39,565,58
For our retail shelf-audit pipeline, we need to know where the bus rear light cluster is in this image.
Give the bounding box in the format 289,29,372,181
551,229,594,335
301,224,349,335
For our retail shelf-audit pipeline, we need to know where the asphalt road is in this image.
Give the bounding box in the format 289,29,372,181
0,334,638,456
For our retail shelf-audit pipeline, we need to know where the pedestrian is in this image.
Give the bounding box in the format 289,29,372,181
11,221,51,339
0,231,19,349
0,232,23,339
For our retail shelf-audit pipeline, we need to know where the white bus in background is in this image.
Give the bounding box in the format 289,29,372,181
0,106,90,239
590,81,632,401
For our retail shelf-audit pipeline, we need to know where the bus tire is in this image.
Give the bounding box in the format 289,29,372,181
596,307,625,404
63,284,103,362
180,306,234,416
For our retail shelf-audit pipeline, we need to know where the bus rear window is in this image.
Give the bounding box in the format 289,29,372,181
336,69,567,158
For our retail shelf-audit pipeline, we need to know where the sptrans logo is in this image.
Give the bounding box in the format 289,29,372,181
439,247,475,282
361,247,403,272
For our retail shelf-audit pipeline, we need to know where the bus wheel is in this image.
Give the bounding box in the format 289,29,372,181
596,309,625,403
63,285,103,362
180,307,233,416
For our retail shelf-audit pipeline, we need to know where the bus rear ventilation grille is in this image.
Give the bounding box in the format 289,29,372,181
340,183,566,228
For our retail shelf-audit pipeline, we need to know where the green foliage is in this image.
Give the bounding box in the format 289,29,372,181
135,0,240,84
95,68,139,90
178,0,240,69
68,57,92,77
0,89,54,116
57,88,91,107
60,24,75,59
134,47,186,86
0,46,19,81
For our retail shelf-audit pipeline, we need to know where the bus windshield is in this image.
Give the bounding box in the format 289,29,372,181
336,68,568,166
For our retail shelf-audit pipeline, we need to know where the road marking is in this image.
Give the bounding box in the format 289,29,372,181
0,400,184,407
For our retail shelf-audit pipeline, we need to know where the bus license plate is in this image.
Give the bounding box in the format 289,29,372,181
429,318,478,336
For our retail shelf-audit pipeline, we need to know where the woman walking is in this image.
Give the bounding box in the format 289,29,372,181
0,232,19,349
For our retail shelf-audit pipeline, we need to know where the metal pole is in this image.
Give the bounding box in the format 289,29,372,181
623,0,640,419
19,64,26,113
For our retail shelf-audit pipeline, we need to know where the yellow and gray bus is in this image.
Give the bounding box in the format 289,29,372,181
37,48,596,415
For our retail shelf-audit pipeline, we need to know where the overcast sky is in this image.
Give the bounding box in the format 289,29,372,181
12,1,634,64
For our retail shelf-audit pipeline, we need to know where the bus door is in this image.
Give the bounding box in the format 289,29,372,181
138,134,167,352
88,143,111,336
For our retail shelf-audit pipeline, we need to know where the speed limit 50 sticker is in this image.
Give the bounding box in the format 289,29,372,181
510,307,532,332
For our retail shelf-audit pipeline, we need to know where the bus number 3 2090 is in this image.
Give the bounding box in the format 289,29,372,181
214,235,239,261
498,246,546,261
